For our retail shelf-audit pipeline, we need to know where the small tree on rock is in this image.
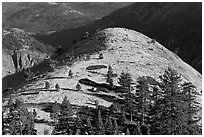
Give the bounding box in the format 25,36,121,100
118,71,132,92
68,69,73,78
55,84,61,92
126,128,130,135
45,81,50,89
76,83,82,91
99,53,104,59
106,65,114,86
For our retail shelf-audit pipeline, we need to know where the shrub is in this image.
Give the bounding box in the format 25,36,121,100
68,69,73,78
99,53,104,59
43,129,49,135
76,83,82,91
45,81,50,89
106,65,113,85
55,84,61,91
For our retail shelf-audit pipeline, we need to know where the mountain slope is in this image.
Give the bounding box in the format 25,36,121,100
35,2,202,73
3,28,201,134
2,28,54,90
2,2,132,34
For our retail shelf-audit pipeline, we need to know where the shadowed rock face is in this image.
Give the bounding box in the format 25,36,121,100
2,28,53,90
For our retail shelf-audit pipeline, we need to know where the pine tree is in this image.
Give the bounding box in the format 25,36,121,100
54,96,73,134
68,69,73,78
99,53,104,59
75,113,84,130
32,109,37,118
96,109,105,135
181,82,201,124
135,76,152,124
50,101,61,127
118,71,132,92
4,100,37,135
113,118,119,135
123,91,135,122
150,68,192,135
86,117,93,135
55,84,61,92
45,81,50,89
85,54,90,61
43,129,49,135
106,65,113,85
61,96,73,117
76,83,81,91
25,69,34,81
126,128,130,135
105,116,114,134
135,122,142,135
75,129,81,135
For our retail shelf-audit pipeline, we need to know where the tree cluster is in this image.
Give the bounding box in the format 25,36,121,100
2,99,37,135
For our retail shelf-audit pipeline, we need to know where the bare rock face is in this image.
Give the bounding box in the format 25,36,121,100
59,27,202,122
2,28,53,90
3,28,201,133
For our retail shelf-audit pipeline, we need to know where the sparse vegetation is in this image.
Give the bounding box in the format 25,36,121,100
2,99,37,135
55,84,61,92
118,71,132,92
45,81,50,89
106,65,114,86
99,53,104,59
68,69,73,78
24,68,35,81
76,83,82,91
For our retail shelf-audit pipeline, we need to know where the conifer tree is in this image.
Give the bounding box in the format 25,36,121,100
135,122,142,135
45,81,50,89
113,118,119,135
50,101,61,126
99,53,104,59
86,117,93,135
54,96,73,134
106,65,113,85
75,129,81,135
96,109,105,135
135,76,151,124
43,129,49,135
75,113,84,131
4,100,37,135
126,128,130,135
32,109,37,118
76,83,82,91
150,68,193,135
61,96,73,117
118,71,132,92
123,91,135,122
85,54,90,61
55,84,61,92
68,69,73,78
105,116,114,134
181,82,201,123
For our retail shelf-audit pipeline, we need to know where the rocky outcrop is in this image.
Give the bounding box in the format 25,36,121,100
3,28,202,132
11,50,48,73
2,28,53,90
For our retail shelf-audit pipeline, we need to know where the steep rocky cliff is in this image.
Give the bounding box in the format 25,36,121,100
2,28,54,90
